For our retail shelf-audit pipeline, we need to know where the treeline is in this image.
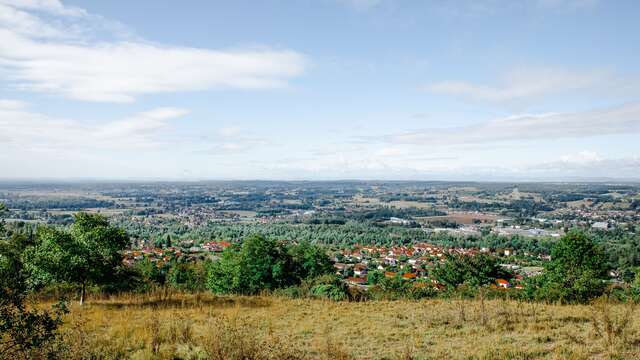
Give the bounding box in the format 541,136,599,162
1,197,115,210
448,198,554,216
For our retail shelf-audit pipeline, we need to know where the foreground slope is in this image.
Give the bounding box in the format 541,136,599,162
55,292,639,359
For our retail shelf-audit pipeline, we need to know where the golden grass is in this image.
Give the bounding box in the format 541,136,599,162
49,291,639,359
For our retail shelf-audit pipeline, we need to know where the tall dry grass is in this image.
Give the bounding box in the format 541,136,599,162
40,289,640,359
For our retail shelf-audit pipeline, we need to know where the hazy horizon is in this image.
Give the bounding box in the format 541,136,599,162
1,0,639,180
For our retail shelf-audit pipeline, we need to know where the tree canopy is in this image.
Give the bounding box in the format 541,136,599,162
207,235,333,295
26,213,129,304
432,253,510,289
528,230,607,303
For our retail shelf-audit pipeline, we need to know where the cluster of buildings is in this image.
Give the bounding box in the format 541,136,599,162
122,240,232,267
332,243,527,290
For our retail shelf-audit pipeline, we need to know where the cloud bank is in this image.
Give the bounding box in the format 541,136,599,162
0,1,307,102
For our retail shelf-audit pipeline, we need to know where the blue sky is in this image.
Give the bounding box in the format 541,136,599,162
1,0,639,180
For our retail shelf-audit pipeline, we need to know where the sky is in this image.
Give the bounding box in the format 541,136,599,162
1,0,639,181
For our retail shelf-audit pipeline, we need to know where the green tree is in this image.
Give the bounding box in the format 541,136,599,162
0,202,7,234
135,258,166,288
432,253,508,289
367,270,384,285
26,213,129,305
288,241,333,281
207,235,297,294
1,220,66,358
167,260,207,292
530,230,607,303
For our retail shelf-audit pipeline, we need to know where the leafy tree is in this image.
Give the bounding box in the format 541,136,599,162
0,203,7,234
26,213,129,305
206,248,240,294
134,258,166,288
529,230,607,303
1,221,66,358
368,275,414,300
367,270,384,285
207,235,296,294
432,253,509,289
288,241,333,281
307,275,349,301
207,235,333,295
167,260,207,292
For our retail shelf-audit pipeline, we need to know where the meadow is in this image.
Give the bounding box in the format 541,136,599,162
49,291,639,360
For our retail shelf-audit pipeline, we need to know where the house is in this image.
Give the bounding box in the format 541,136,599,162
353,263,368,277
496,279,510,288
402,272,417,280
592,221,609,230
384,256,397,266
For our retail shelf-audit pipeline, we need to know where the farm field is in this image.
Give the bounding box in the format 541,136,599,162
51,292,640,360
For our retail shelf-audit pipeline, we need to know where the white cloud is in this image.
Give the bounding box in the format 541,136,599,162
217,127,243,137
427,67,606,103
525,154,640,180
0,101,189,150
0,98,27,110
0,2,307,102
380,103,640,146
0,3,73,38
0,0,86,17
560,150,602,164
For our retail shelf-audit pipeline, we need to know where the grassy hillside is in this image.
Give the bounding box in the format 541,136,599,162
50,291,639,359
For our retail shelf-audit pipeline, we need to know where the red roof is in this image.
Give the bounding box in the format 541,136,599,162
347,277,367,284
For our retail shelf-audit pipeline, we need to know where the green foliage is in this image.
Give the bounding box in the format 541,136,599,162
367,270,384,285
0,202,6,233
287,241,333,280
274,274,350,301
25,213,130,303
1,226,66,358
432,253,509,289
207,235,294,294
134,258,167,288
167,260,208,292
528,230,607,303
368,275,436,300
207,235,333,295
308,275,349,301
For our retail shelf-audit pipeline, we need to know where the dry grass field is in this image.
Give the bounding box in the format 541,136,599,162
49,291,640,360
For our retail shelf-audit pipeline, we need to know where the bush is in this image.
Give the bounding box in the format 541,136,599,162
206,235,333,295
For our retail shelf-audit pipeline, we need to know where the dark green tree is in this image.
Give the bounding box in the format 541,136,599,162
26,213,129,305
529,230,607,303
367,270,384,285
134,258,166,288
207,235,297,294
288,241,333,281
432,253,509,289
1,211,66,358
167,260,207,292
